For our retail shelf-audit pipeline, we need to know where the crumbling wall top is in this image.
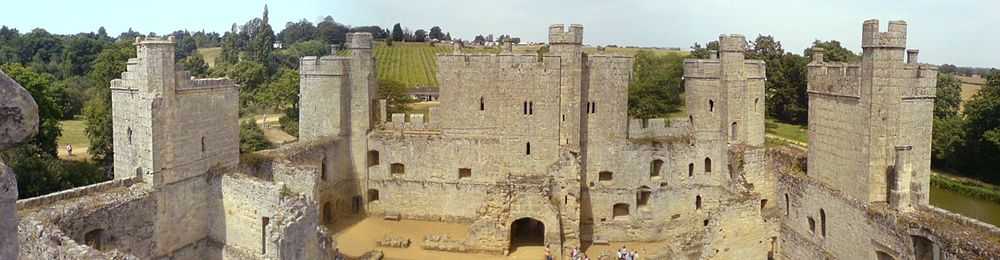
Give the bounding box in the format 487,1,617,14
862,19,907,48
549,24,583,44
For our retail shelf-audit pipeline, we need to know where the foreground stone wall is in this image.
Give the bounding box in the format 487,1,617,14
1,67,40,260
0,163,18,259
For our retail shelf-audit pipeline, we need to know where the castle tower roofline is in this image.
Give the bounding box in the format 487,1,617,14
862,19,907,49
549,24,583,45
719,34,746,52
135,36,176,45
347,32,373,49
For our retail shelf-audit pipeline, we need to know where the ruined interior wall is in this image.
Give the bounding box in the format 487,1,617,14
154,175,215,257
467,176,561,253
209,174,279,257
53,188,156,258
806,93,868,200
701,198,771,260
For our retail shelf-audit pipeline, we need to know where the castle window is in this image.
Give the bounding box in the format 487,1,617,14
761,199,768,211
458,168,472,179
321,156,328,181
529,101,534,115
696,195,702,210
526,142,531,155
367,150,380,167
703,219,709,226
808,217,816,234
262,217,270,254
709,100,715,112
754,98,759,112
599,171,613,181
479,96,485,111
820,209,827,237
689,115,693,125
84,228,105,251
588,101,597,114
688,163,694,177
368,189,380,202
704,157,712,173
127,127,133,144
637,186,651,207
731,122,738,139
912,235,939,260
390,163,405,175
651,159,663,178
612,203,630,219
201,136,206,153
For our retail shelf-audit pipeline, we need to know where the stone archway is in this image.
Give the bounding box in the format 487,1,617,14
510,217,545,249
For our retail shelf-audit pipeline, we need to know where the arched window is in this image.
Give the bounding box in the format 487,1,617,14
731,122,738,139
704,157,712,173
367,150,380,167
650,159,663,178
709,100,715,112
754,98,759,112
612,203,630,219
688,163,694,177
689,115,693,125
820,209,827,237
696,195,702,210
261,217,270,254
390,163,405,175
479,96,485,111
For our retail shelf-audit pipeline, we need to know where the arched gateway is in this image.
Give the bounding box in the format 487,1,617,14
510,217,545,249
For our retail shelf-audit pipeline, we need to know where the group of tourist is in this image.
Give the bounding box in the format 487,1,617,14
616,246,640,260
567,246,592,260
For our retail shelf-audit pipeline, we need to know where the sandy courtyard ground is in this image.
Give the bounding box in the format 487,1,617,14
329,216,660,260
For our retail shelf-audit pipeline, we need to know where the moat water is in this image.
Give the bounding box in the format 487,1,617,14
930,185,1000,226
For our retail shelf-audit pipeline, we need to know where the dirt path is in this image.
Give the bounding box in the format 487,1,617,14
329,216,660,260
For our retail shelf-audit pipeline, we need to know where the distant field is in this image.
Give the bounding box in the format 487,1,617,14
374,42,451,87
765,119,808,144
57,119,90,161
198,47,222,67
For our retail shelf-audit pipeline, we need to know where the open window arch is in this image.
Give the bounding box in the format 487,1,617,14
390,163,405,175
820,208,827,237
688,163,694,177
84,228,106,251
704,157,712,173
650,159,664,178
730,122,738,139
367,150,380,167
368,189,380,202
637,186,652,208
696,195,703,210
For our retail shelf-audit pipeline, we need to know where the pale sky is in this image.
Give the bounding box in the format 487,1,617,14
3,0,998,68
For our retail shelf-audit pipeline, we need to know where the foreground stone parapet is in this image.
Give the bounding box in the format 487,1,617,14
0,163,17,260
0,69,39,150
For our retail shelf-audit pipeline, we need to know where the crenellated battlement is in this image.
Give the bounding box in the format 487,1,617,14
862,19,906,49
299,56,349,76
745,60,766,79
626,117,692,140
807,61,862,98
436,53,561,70
548,24,583,44
902,64,939,99
682,59,722,79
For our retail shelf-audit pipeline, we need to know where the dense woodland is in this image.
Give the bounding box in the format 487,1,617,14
1,7,999,199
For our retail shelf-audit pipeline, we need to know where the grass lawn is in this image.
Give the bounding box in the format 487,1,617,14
197,47,222,67
57,119,90,161
765,119,808,144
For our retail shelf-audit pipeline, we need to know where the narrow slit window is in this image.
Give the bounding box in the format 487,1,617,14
526,142,531,155
696,195,703,210
479,96,485,111
709,100,715,112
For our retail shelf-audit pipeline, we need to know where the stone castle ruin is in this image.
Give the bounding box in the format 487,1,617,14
0,19,998,260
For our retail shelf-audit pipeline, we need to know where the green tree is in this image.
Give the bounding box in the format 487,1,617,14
181,53,210,77
429,26,445,40
805,40,859,62
257,69,300,110
239,121,271,153
628,51,684,118
689,41,719,59
83,41,135,165
1,64,63,155
391,23,404,42
934,74,962,119
60,35,106,77
378,79,415,114
279,19,317,45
